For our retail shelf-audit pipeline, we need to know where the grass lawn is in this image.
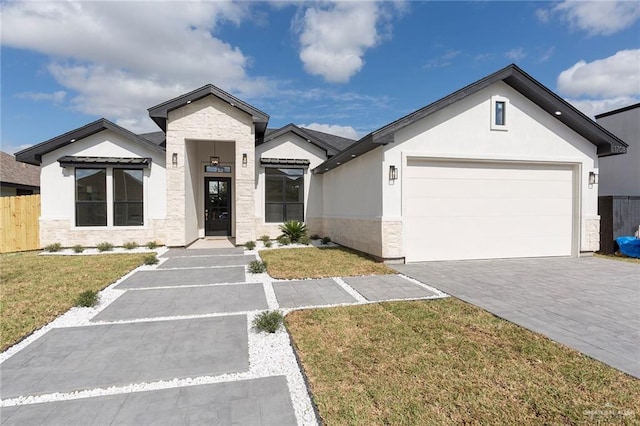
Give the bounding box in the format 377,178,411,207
287,299,640,425
258,246,395,279
0,251,147,351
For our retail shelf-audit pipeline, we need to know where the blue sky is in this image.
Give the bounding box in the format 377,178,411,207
1,1,639,155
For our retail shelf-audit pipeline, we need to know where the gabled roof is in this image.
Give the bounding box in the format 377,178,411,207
301,128,358,152
0,151,40,188
138,131,166,148
259,123,345,156
147,84,270,136
595,102,640,119
315,64,629,174
14,118,165,166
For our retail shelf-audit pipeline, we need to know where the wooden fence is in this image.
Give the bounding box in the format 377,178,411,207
0,194,40,253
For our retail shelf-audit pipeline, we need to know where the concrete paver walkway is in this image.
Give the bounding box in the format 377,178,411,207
115,266,246,289
158,254,255,269
393,257,640,378
273,278,357,308
343,274,439,301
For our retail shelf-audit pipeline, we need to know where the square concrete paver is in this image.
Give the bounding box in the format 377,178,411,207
115,267,245,289
1,376,297,425
0,316,248,399
162,247,245,257
92,284,268,322
273,279,356,308
343,275,439,301
158,254,255,269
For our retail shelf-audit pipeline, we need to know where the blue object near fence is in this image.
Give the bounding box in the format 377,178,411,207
615,236,640,259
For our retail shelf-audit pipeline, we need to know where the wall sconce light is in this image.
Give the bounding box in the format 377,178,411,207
589,171,598,185
210,156,220,166
242,153,248,167
172,152,178,167
389,165,398,181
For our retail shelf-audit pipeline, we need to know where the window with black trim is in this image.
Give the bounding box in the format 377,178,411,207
113,169,144,226
265,168,304,222
75,169,107,226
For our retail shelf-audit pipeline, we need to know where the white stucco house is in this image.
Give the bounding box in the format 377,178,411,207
16,64,628,262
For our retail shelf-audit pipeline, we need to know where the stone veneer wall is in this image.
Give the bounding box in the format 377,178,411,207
165,95,256,246
583,216,600,253
40,219,170,247
321,217,403,260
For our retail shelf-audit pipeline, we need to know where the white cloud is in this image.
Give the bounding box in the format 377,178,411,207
541,1,640,36
299,123,360,139
557,49,640,98
505,48,527,62
424,50,462,69
295,1,402,83
566,96,639,118
16,91,67,104
0,1,271,133
538,46,555,63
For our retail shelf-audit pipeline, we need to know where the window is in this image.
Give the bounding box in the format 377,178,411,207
265,168,304,222
113,169,144,226
76,169,107,226
204,165,232,173
495,101,506,126
490,95,509,131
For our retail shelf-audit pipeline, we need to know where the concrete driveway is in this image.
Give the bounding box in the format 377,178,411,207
393,257,640,378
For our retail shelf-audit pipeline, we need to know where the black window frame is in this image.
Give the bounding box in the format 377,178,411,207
113,168,144,226
75,168,107,227
265,167,304,223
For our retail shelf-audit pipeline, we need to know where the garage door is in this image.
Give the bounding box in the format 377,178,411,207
404,159,575,262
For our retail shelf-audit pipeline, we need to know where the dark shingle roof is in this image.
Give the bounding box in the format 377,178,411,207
0,151,40,188
138,131,166,148
300,128,358,152
262,125,357,156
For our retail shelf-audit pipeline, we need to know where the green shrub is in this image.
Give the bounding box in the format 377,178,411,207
248,260,268,274
279,220,307,243
76,290,98,307
72,245,85,254
264,240,273,248
259,234,271,243
253,310,284,333
310,234,320,240
44,243,63,253
146,241,159,249
143,254,159,265
96,242,114,252
122,241,138,250
277,235,291,246
299,235,311,245
321,236,332,245
245,240,256,250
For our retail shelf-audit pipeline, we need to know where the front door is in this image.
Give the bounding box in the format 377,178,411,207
205,177,231,236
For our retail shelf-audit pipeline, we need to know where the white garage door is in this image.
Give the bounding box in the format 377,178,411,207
404,159,575,262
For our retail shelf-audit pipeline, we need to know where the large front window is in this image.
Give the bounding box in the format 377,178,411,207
265,168,304,222
113,169,144,226
75,169,107,226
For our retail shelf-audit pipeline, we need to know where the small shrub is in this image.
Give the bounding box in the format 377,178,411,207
310,234,320,240
299,235,311,245
279,220,307,243
321,236,332,245
122,241,138,250
277,235,291,246
143,254,159,265
72,245,85,254
259,234,271,243
146,241,159,249
44,242,63,253
76,290,98,307
264,240,273,248
245,240,256,250
253,310,284,333
248,260,268,274
96,242,114,252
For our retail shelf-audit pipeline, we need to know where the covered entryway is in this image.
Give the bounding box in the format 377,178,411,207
205,177,232,236
404,159,576,262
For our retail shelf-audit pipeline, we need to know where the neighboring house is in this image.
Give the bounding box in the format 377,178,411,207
0,151,40,196
15,64,627,262
595,103,639,196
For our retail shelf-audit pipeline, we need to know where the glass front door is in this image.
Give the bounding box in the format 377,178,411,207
204,177,231,236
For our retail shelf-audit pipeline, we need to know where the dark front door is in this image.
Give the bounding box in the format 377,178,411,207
205,177,231,236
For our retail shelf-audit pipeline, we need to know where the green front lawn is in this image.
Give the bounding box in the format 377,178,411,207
0,251,146,351
287,299,640,425
259,246,395,279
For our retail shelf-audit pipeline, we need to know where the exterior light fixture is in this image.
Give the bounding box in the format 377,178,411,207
70,138,76,142
210,156,220,166
242,153,248,167
589,171,598,185
554,111,562,116
172,153,178,166
186,100,192,104
351,154,356,158
389,165,398,181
